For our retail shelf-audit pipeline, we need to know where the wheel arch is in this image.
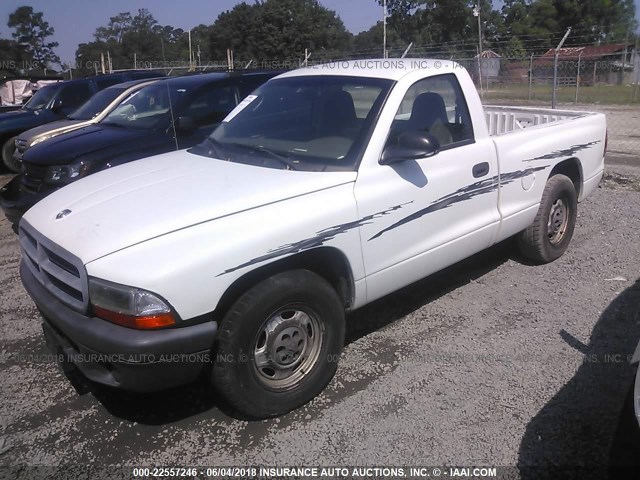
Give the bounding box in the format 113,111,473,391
214,247,355,321
548,158,583,199
1,131,18,154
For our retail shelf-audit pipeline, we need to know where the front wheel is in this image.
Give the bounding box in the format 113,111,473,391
2,137,20,173
517,174,578,264
212,269,345,419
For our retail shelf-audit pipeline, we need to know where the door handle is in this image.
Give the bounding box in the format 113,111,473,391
472,162,490,178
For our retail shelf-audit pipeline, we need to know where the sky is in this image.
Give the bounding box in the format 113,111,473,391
0,0,382,63
0,0,638,63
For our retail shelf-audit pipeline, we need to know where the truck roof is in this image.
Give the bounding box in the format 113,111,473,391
279,59,462,81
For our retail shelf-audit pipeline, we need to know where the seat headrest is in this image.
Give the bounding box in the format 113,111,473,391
409,92,448,127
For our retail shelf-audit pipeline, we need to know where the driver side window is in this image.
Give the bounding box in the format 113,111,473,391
391,74,474,149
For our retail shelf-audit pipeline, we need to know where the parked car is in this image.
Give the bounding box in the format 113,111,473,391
17,60,606,419
12,78,161,165
0,71,164,171
0,76,63,112
0,71,279,227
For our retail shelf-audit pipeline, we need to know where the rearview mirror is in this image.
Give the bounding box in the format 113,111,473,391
51,98,64,113
380,131,440,166
175,116,197,134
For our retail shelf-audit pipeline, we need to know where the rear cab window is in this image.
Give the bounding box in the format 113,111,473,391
391,73,474,150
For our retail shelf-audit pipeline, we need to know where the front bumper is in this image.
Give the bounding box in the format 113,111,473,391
0,176,52,226
21,261,218,392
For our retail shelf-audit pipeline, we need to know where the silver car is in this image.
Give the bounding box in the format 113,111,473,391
13,78,160,165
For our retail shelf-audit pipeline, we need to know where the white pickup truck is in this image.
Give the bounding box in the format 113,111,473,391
18,60,606,418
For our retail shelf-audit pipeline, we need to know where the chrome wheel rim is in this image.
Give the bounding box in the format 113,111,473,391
548,198,569,245
252,305,324,390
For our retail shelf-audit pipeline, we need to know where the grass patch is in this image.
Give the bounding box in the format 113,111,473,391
482,84,640,105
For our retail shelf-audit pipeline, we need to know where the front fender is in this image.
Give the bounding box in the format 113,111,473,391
85,183,365,321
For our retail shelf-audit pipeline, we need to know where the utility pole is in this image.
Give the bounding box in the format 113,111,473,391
552,27,571,109
188,30,193,69
383,0,387,59
634,36,640,102
528,53,534,101
474,4,483,58
575,50,582,104
624,24,630,65
473,4,483,95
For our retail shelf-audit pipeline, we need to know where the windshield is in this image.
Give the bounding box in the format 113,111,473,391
101,82,188,130
23,84,60,110
196,75,393,172
68,87,125,120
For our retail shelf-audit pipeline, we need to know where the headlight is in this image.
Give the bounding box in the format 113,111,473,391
89,278,176,329
44,163,89,185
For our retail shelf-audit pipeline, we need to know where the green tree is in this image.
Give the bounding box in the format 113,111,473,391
94,12,133,43
208,0,352,61
376,0,505,56
352,22,404,56
502,36,527,58
209,2,263,59
500,0,637,48
76,9,195,73
501,0,532,37
553,0,637,43
0,39,28,76
7,6,60,70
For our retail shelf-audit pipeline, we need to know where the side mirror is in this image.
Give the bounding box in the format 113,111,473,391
175,116,197,134
380,131,440,166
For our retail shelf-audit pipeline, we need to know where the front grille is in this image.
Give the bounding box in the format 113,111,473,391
21,162,48,192
19,221,88,312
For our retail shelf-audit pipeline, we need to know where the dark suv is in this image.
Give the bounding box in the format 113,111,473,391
0,71,164,172
0,70,281,228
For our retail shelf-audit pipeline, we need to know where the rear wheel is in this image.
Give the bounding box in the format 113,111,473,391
517,174,578,264
212,269,345,419
2,137,20,173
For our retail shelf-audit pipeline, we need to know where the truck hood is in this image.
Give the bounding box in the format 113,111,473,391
23,124,159,165
22,150,357,264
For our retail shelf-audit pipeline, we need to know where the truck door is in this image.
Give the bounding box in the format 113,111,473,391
354,73,500,303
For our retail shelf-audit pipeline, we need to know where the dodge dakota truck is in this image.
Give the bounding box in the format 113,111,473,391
17,60,606,419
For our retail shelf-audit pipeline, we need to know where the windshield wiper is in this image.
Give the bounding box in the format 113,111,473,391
227,142,298,171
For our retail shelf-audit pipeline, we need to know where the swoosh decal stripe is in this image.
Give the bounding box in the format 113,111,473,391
368,165,550,240
216,201,413,276
523,141,601,162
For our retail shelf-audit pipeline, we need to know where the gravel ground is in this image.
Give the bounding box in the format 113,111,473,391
1,159,640,479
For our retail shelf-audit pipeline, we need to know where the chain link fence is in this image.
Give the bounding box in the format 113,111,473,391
104,46,640,159
442,51,639,159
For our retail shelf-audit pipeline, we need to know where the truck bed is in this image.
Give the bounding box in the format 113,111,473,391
484,105,593,136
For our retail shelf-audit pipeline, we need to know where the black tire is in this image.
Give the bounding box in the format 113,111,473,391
212,269,345,419
517,174,578,264
2,137,20,173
